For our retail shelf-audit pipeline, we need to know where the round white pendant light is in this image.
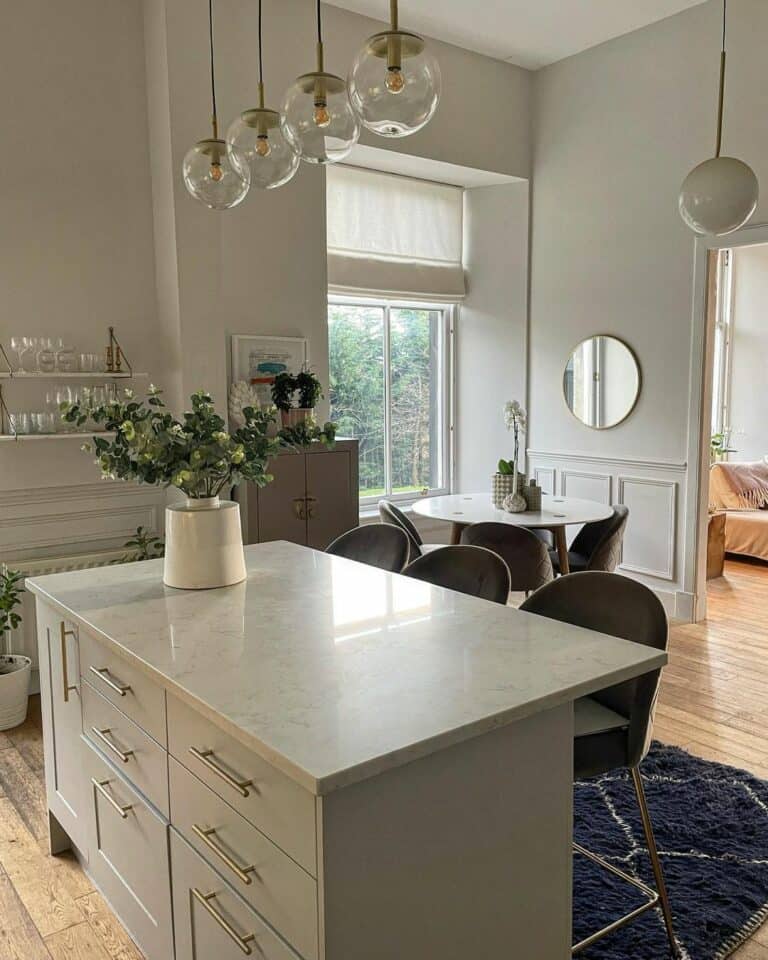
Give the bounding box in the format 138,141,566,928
679,0,758,236
281,0,360,164
183,0,250,210
348,0,441,138
226,0,299,190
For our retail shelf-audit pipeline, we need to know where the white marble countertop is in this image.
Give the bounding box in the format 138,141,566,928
28,541,666,795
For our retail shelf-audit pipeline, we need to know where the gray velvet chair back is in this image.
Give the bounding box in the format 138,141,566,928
378,500,423,561
520,571,667,767
460,523,553,593
403,545,511,605
326,524,410,573
571,505,629,573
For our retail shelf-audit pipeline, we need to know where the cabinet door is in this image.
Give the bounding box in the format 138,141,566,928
306,450,358,550
36,601,87,854
257,454,308,545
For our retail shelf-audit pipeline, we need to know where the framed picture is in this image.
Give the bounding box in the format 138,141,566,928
230,335,308,408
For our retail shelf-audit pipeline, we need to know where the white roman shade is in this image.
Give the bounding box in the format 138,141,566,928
326,165,465,299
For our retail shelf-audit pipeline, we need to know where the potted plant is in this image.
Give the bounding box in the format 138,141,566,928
63,386,279,590
0,569,31,731
271,369,324,428
492,400,528,510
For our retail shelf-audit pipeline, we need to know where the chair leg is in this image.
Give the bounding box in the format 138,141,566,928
631,767,681,959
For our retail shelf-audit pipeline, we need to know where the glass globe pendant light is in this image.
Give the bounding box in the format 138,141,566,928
226,0,299,189
281,0,360,164
183,0,250,210
349,0,441,138
679,0,758,236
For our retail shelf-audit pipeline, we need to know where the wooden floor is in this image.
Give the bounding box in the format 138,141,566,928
1,557,767,959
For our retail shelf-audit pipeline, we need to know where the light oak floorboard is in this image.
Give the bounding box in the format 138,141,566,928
45,922,112,960
0,747,48,840
0,867,51,960
75,894,142,960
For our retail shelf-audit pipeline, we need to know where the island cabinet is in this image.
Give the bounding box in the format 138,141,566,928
236,440,359,550
28,542,666,960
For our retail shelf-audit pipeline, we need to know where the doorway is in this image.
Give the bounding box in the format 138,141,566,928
687,225,768,621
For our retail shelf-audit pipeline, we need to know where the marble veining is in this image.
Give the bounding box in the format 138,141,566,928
28,541,665,794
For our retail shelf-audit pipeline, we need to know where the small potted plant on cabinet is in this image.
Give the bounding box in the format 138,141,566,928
0,569,31,731
271,369,324,428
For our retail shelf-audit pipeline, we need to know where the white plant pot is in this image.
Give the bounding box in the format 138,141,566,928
164,497,247,590
0,655,32,731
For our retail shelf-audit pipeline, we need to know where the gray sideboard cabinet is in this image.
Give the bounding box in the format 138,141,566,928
236,439,359,550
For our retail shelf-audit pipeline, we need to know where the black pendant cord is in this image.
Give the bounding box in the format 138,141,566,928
209,0,219,138
317,0,323,45
716,0,727,157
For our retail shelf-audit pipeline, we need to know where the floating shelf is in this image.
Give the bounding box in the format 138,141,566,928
0,432,116,443
0,372,148,381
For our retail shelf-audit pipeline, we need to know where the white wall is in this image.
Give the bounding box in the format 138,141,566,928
457,183,530,492
0,0,167,561
729,244,768,462
528,0,768,616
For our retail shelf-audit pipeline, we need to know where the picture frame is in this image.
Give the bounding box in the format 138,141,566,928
230,335,308,408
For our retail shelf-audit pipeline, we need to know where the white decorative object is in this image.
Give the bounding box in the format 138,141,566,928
0,654,31,730
523,478,542,512
164,497,247,590
502,470,527,514
228,380,261,428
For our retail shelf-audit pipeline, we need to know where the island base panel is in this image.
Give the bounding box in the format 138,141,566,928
320,704,573,960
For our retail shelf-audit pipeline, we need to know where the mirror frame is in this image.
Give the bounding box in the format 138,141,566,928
562,334,641,430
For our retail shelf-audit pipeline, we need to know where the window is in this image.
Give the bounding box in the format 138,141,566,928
711,249,734,438
328,295,452,503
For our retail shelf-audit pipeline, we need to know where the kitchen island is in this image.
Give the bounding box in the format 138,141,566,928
28,540,666,960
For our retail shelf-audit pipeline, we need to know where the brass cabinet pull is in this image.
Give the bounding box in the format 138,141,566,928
192,824,259,886
292,497,306,520
59,623,78,703
191,888,256,955
188,747,254,798
305,496,318,520
89,665,131,697
91,727,134,764
92,778,133,819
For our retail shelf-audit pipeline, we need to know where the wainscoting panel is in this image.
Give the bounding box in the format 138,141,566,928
527,449,689,619
617,476,677,582
560,470,612,504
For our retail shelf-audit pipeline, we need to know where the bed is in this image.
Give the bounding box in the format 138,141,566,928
709,461,768,563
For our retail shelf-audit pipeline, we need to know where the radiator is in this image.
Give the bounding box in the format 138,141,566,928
3,550,127,676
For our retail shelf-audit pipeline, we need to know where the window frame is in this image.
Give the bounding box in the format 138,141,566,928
711,248,734,438
328,293,455,508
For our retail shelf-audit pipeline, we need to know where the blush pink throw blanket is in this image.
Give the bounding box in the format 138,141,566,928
710,461,768,511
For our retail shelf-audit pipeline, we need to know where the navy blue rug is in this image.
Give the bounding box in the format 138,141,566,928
574,743,768,959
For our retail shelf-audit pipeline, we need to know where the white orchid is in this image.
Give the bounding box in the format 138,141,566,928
503,399,527,471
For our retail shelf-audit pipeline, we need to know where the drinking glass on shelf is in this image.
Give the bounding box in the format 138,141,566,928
92,353,106,373
19,338,38,373
37,338,56,373
8,412,31,435
34,412,56,434
9,336,26,371
55,344,78,373
55,387,74,431
79,353,95,373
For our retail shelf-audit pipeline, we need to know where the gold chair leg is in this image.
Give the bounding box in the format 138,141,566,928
631,767,681,959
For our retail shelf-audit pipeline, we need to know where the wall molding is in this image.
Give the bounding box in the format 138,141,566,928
560,469,612,502
527,449,687,473
617,475,678,582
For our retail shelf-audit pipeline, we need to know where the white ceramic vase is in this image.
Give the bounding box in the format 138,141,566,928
163,497,246,590
0,654,32,731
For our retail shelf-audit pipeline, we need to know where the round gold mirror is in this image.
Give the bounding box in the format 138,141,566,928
563,336,640,429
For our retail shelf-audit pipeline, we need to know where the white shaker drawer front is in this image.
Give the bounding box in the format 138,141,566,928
171,830,303,960
82,681,169,817
168,695,316,875
79,632,167,746
170,758,318,960
83,738,173,960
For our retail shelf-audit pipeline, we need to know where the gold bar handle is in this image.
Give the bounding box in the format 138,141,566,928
191,888,256,955
92,778,133,819
59,623,78,704
191,824,259,886
305,496,318,520
292,497,306,520
91,727,134,764
89,665,131,697
188,747,254,798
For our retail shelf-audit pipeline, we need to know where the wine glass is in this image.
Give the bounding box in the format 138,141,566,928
9,336,26,371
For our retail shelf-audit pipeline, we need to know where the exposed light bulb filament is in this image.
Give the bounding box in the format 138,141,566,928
210,162,223,182
385,67,405,94
256,135,271,157
313,101,331,127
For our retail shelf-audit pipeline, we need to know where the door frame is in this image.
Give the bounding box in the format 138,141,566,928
684,222,768,621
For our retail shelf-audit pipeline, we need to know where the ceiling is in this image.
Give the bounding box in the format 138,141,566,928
327,0,708,69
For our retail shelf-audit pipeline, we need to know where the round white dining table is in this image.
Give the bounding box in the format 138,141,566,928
412,493,614,575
